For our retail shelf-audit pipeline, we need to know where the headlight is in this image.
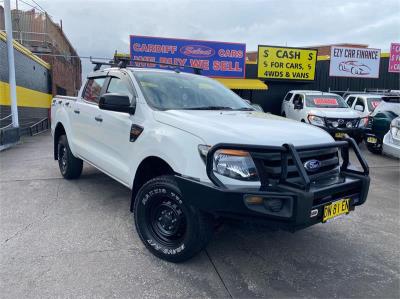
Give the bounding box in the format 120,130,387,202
390,118,400,138
358,117,368,128
307,115,325,126
198,145,258,181
213,149,258,181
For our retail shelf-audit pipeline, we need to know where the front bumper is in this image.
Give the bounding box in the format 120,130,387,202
364,128,383,149
176,139,370,232
176,173,369,231
321,126,364,140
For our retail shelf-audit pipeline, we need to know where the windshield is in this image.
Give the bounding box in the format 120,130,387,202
133,71,253,110
366,97,382,112
305,95,348,108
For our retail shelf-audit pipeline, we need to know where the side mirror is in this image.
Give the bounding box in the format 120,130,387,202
99,93,135,114
354,104,364,112
294,102,303,110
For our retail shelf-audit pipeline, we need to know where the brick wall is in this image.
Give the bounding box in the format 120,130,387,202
41,54,81,96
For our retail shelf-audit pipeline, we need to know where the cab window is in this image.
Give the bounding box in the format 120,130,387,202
284,92,293,101
355,98,365,111
83,77,106,103
292,94,303,105
346,96,356,107
106,77,134,99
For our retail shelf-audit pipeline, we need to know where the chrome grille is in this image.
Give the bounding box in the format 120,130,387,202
325,118,359,128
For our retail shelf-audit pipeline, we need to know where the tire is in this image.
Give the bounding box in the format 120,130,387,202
57,135,83,179
281,112,286,117
134,175,213,263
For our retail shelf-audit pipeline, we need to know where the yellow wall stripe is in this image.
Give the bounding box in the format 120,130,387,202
0,32,51,70
0,81,52,108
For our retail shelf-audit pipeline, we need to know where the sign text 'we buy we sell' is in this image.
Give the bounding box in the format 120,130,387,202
130,35,246,78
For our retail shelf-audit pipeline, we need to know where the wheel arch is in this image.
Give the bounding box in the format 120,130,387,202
130,156,176,212
54,122,66,160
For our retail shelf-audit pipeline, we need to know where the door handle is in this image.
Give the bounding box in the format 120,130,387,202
94,116,103,122
73,109,80,114
65,102,70,106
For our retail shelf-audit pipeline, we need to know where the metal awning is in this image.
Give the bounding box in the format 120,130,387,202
215,78,268,90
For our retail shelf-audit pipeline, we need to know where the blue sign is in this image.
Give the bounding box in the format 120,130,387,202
130,35,246,78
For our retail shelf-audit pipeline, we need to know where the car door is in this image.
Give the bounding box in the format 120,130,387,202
94,71,139,184
71,76,108,166
281,92,293,116
288,93,304,121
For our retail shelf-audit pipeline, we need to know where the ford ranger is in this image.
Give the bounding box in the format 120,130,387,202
51,62,370,262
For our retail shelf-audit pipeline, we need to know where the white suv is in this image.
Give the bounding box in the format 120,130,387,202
344,93,382,117
281,90,366,143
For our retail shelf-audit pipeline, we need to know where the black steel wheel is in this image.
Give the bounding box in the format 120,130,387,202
134,175,213,262
57,135,83,179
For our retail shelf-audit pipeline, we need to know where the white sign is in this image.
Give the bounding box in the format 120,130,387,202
329,46,381,78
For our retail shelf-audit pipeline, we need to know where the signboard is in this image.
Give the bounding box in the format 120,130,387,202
329,46,381,78
129,35,246,78
388,43,400,73
257,45,317,81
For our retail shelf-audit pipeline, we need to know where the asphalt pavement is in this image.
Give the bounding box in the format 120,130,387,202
1,132,399,298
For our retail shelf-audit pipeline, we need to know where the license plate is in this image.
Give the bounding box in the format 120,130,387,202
367,136,377,144
323,198,350,222
335,132,346,138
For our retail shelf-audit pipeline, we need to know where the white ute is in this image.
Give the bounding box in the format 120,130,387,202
344,93,382,117
51,62,370,262
281,90,366,143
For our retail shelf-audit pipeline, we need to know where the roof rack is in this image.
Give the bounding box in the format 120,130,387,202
91,56,202,74
327,88,399,97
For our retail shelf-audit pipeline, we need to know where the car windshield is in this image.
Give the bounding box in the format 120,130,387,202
305,95,348,108
367,97,382,111
133,70,253,110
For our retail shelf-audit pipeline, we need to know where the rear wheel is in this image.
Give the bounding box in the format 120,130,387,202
57,135,83,179
134,175,213,262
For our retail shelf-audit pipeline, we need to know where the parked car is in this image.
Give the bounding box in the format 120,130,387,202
281,90,366,143
51,64,370,262
382,117,400,158
344,93,383,117
364,96,400,154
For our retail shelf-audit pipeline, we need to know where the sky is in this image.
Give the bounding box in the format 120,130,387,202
7,0,400,77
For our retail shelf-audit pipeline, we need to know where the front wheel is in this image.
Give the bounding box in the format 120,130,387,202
134,176,213,262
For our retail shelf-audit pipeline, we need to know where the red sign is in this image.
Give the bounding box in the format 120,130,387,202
313,98,338,105
388,43,400,73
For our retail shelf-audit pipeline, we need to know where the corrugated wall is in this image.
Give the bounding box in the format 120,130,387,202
0,34,51,128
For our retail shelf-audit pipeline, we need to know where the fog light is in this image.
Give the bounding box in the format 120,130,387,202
245,196,263,205
263,198,283,212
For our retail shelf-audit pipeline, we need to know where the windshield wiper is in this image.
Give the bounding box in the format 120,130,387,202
183,106,234,110
235,107,255,111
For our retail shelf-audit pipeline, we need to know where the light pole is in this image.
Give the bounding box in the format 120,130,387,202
4,0,19,128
